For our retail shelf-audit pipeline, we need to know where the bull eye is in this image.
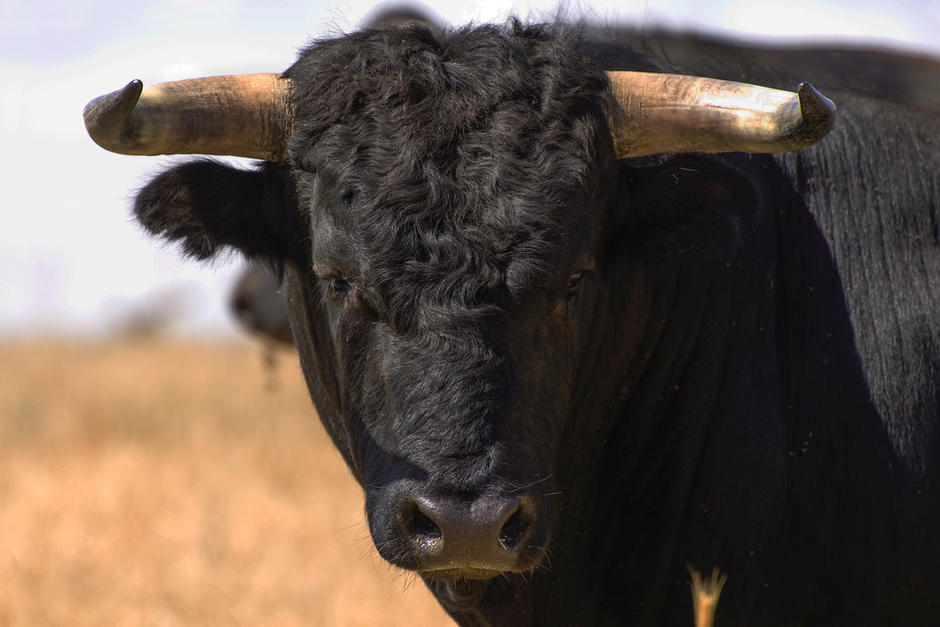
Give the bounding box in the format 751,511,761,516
566,271,585,294
325,276,352,301
561,271,589,314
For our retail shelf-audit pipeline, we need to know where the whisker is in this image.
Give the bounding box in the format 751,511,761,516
507,473,555,493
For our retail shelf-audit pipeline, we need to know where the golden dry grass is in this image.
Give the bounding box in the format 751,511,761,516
0,339,453,626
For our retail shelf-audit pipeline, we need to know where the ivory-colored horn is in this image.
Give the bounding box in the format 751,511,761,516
606,71,836,158
83,70,833,162
83,74,293,161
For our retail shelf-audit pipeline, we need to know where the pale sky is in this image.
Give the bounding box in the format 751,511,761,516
2,0,938,339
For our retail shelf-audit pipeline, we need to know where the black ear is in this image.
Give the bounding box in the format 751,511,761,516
134,159,303,267
623,155,758,260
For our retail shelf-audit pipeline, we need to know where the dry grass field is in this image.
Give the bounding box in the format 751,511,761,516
0,339,452,626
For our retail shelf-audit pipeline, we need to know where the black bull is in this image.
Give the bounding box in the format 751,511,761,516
87,22,940,626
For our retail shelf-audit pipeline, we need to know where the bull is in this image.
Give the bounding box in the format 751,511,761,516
84,20,940,626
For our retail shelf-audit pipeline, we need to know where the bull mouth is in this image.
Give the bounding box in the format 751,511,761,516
421,566,506,581
427,576,492,612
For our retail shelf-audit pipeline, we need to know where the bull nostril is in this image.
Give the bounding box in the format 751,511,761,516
413,510,442,544
402,500,443,552
498,507,526,550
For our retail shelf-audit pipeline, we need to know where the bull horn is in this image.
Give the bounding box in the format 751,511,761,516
606,71,835,158
83,74,293,161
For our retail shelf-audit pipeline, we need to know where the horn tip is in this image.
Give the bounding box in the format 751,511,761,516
83,79,145,151
796,82,837,138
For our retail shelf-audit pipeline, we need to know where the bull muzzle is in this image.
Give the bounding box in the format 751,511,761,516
398,492,540,577
365,478,554,611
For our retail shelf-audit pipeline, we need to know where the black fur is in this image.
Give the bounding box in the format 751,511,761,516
129,20,940,626
134,160,303,271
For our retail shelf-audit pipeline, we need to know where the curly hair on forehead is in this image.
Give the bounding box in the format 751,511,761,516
284,21,615,322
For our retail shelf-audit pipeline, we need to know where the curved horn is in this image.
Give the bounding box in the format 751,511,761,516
83,74,293,161
606,71,835,158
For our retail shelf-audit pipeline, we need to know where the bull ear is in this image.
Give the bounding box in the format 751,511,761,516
134,159,302,267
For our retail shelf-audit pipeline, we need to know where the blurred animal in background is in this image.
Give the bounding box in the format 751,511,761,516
229,265,293,346
84,13,940,627
229,265,293,390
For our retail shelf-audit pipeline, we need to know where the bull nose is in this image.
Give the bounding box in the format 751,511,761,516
398,493,537,575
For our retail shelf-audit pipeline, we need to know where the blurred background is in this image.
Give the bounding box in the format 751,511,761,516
0,1,937,625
